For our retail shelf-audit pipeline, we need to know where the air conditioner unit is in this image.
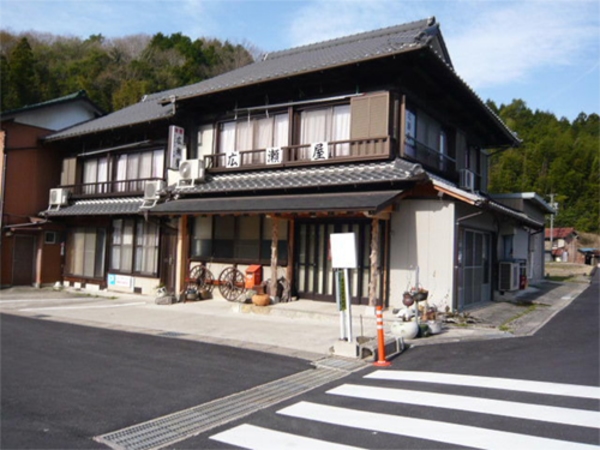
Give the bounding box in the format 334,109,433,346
459,169,475,191
49,188,69,207
498,261,519,291
144,180,166,200
179,159,205,182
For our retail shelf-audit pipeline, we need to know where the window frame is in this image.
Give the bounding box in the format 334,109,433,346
190,215,289,266
109,218,160,277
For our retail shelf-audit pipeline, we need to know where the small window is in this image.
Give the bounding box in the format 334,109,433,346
44,232,57,245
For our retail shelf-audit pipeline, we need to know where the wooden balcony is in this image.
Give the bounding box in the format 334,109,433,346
205,136,391,172
62,177,163,198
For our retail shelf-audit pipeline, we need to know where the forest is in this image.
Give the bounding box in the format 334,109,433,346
1,31,598,233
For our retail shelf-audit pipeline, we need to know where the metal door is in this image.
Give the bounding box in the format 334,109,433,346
13,235,36,285
459,229,491,308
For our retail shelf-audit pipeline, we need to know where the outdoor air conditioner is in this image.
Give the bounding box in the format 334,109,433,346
179,159,205,182
459,169,475,191
48,188,69,207
498,261,519,291
144,180,166,200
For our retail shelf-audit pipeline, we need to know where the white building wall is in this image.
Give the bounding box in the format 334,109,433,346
389,199,455,313
17,102,98,131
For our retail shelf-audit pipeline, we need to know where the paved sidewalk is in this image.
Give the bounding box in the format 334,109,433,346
0,278,591,361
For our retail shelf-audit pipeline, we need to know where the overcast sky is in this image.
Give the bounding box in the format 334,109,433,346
1,0,598,121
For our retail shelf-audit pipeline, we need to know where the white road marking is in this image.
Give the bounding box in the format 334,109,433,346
210,423,364,449
366,370,600,400
328,384,600,429
19,302,146,311
278,401,599,450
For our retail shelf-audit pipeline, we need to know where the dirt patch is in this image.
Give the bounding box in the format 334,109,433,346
545,262,594,279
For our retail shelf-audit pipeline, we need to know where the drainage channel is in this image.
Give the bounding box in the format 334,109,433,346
95,358,367,450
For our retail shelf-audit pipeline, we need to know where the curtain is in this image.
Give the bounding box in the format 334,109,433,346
83,160,97,194
219,122,236,167
97,158,108,193
126,154,139,193
332,105,350,156
274,114,289,147
116,155,127,192
300,109,328,160
152,150,164,178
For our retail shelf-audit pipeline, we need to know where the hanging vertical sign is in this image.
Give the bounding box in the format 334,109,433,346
330,232,357,342
168,125,185,170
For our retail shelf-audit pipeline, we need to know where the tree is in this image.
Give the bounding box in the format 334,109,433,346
4,37,40,109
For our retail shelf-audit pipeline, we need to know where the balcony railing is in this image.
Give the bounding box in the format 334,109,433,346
205,136,391,172
403,139,457,177
62,178,163,198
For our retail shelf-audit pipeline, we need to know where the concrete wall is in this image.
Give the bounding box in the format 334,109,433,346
389,199,455,313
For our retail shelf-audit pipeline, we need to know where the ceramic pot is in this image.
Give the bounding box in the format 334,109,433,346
427,320,442,335
252,293,271,306
390,320,419,339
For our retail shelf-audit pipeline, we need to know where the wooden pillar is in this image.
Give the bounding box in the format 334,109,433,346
368,217,380,307
270,216,279,297
177,215,189,294
286,218,295,291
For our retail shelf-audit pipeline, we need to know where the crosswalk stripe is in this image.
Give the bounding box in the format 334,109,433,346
328,384,600,429
210,423,365,449
366,370,600,399
278,401,599,450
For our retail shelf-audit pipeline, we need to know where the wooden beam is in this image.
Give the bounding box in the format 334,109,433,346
270,216,279,298
368,217,380,307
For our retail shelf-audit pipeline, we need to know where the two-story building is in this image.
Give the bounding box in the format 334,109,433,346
42,18,549,312
1,91,103,287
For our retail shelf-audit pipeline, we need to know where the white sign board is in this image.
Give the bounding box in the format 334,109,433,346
330,233,357,269
168,125,185,169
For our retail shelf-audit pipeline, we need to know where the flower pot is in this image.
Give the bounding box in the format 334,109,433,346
427,320,442,335
252,293,271,307
390,321,419,339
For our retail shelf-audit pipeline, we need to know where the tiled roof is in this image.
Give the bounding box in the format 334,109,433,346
2,90,92,117
173,158,426,196
545,227,577,239
42,198,143,217
45,18,436,141
157,18,436,104
45,16,517,147
429,173,544,229
152,190,402,215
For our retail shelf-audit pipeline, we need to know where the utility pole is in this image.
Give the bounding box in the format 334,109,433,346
549,193,559,261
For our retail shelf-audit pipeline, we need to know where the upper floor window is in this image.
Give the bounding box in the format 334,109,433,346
115,149,164,192
218,114,289,164
404,108,452,172
299,105,350,158
83,157,109,194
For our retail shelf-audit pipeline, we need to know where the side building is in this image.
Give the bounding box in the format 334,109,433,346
1,91,103,287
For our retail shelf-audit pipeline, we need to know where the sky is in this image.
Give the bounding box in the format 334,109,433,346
1,0,599,122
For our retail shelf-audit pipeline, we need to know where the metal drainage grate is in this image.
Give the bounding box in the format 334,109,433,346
157,331,187,338
312,356,368,372
95,366,353,450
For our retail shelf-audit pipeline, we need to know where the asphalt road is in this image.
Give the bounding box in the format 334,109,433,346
2,274,597,449
0,315,310,449
183,273,600,449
